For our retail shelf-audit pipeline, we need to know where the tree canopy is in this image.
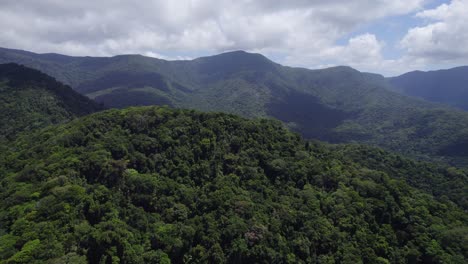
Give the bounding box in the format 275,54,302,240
0,106,466,263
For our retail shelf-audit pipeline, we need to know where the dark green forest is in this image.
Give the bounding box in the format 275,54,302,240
0,106,466,263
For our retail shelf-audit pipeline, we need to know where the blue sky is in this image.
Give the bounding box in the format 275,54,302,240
0,0,466,76
342,0,452,60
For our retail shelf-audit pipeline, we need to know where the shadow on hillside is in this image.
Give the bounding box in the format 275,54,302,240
266,90,353,142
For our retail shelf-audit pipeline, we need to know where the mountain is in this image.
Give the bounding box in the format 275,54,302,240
0,63,103,140
388,66,468,110
2,47,468,166
0,106,466,263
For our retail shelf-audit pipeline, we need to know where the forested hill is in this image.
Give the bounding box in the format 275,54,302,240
0,106,466,263
388,66,468,110
2,48,468,167
0,63,103,140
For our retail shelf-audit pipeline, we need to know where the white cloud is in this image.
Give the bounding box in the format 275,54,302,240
283,33,384,70
0,1,424,54
401,0,468,63
284,0,468,76
0,0,444,74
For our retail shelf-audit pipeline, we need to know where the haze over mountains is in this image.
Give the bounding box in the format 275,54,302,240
2,47,468,166
388,66,468,111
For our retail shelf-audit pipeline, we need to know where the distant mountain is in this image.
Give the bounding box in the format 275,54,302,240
388,66,468,110
0,106,466,263
0,63,103,140
2,47,468,166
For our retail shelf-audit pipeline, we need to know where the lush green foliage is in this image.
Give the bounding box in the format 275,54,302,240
0,63,102,140
2,48,468,167
388,66,468,111
0,106,466,263
331,144,468,210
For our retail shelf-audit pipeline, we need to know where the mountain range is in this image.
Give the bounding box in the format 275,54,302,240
0,52,467,263
1,47,468,166
388,66,468,110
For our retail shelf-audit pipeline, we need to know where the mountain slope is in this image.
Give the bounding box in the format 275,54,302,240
388,66,468,110
2,47,468,166
0,63,103,140
0,106,466,263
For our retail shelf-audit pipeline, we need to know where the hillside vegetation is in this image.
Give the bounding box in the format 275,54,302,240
0,106,466,263
0,63,103,141
2,48,468,166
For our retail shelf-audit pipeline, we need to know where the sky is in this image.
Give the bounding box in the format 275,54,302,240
0,0,467,76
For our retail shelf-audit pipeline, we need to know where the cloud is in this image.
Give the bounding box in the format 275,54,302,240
284,0,468,76
0,0,445,75
401,0,468,63
283,33,385,70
